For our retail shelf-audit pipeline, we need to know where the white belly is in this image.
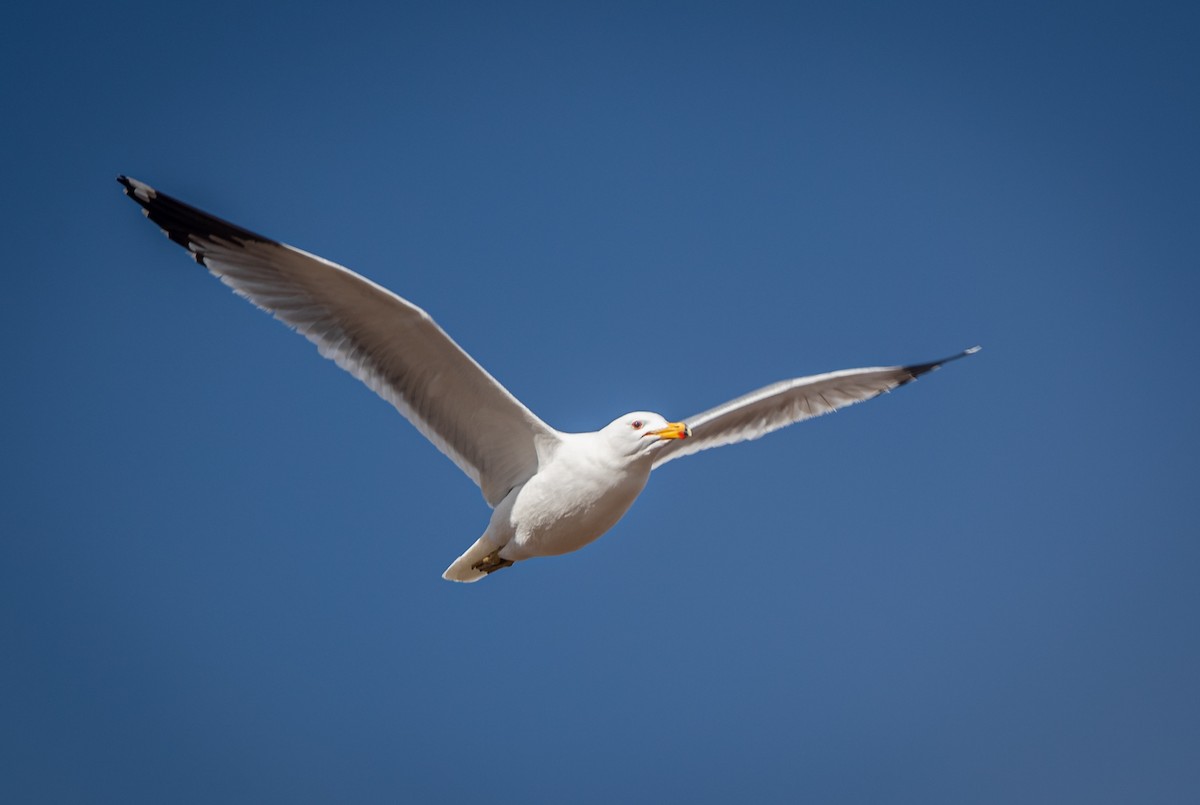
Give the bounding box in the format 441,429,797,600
501,450,651,559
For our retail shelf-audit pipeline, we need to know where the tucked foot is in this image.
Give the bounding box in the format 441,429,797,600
471,551,515,575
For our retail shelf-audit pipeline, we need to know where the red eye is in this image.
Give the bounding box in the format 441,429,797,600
631,420,644,430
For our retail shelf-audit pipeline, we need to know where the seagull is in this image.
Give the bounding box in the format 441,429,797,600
118,175,978,582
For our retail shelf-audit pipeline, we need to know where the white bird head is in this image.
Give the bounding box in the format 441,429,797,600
600,411,692,459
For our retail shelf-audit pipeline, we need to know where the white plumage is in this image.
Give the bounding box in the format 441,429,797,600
119,176,977,582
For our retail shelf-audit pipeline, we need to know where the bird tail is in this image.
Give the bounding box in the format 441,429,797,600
442,536,501,583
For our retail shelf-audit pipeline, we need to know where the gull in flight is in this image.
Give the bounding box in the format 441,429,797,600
118,176,978,583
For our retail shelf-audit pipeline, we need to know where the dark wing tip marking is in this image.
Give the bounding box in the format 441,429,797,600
899,345,981,385
117,175,277,264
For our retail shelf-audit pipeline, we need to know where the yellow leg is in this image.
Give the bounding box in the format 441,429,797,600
471,551,515,574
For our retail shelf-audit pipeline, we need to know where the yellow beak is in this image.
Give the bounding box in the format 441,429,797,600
650,421,691,440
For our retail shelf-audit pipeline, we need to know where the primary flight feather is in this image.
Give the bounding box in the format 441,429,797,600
118,175,977,582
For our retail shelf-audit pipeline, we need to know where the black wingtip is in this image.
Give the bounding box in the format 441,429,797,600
900,345,981,384
116,175,277,261
116,174,150,198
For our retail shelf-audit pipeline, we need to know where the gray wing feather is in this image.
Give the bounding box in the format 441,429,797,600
119,176,559,506
652,348,978,468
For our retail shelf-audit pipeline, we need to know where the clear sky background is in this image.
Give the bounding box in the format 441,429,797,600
3,1,1198,802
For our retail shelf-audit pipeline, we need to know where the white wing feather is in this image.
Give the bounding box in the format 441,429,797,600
119,176,560,506
652,349,979,468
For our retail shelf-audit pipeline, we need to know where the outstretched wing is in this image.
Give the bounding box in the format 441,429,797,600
652,348,979,468
119,176,560,506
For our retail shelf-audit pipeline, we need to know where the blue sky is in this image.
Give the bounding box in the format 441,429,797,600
3,1,1199,802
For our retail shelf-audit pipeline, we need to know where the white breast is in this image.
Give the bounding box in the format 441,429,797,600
504,433,652,558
